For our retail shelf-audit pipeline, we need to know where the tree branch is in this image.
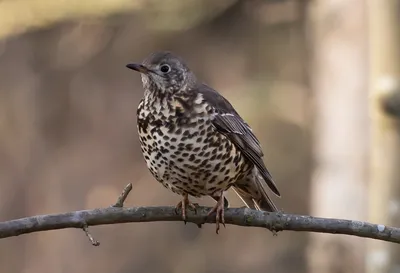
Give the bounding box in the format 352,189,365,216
112,183,133,208
0,184,398,245
0,206,399,244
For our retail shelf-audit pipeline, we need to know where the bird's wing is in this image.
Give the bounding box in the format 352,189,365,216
197,84,280,197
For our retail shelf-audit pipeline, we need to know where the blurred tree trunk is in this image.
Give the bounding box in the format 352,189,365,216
367,1,400,272
307,1,368,273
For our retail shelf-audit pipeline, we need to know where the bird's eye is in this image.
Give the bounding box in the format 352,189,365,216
160,64,171,73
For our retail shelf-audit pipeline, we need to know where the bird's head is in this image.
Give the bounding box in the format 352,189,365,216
127,51,197,94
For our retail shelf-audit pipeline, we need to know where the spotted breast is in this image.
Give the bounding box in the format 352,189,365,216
137,91,252,198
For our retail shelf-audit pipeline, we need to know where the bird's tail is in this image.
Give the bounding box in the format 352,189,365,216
232,168,279,212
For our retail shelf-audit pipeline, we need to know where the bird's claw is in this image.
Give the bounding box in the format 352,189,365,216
207,195,226,234
175,195,198,224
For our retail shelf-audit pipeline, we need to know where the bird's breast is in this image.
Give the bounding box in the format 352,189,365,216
136,96,250,196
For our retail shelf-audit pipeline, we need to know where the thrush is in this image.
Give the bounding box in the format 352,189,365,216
127,51,281,233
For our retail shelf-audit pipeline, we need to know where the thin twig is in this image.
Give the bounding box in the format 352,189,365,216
112,183,133,208
82,225,100,246
0,206,399,244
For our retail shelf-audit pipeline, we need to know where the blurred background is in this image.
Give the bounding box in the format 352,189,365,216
0,0,399,273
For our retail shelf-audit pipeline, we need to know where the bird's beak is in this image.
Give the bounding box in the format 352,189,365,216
126,63,150,74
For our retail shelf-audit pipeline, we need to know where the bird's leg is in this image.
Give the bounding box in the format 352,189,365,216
207,192,226,234
175,193,198,224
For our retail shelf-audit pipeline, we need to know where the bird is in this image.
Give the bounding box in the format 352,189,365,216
126,51,281,233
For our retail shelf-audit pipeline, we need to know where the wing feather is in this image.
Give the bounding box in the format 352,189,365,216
198,84,280,197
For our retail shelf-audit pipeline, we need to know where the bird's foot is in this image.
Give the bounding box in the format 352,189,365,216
207,194,225,234
174,194,198,224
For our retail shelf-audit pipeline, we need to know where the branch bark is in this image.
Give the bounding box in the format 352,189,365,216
0,206,399,244
1,184,398,245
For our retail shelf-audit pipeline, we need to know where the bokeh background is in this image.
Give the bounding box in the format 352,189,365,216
0,1,399,273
